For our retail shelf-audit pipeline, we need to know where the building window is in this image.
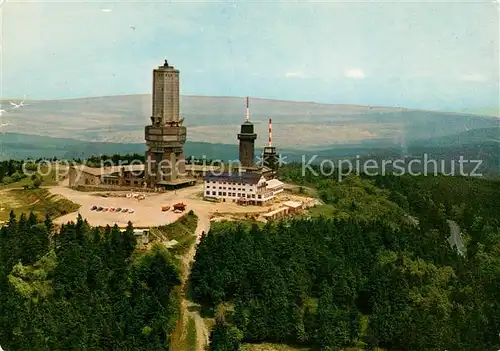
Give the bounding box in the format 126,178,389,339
237,193,240,197
218,192,222,196
223,192,226,196
206,191,210,195
212,191,216,195
258,195,261,199
252,194,255,198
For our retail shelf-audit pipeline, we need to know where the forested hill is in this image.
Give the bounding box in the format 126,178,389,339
0,214,181,350
192,165,500,350
1,162,500,350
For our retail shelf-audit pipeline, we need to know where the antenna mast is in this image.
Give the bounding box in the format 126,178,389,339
245,96,249,122
268,118,272,147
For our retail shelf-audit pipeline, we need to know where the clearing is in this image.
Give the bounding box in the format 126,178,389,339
0,188,79,222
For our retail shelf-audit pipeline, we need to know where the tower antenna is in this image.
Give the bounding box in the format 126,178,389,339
245,96,249,122
268,118,272,147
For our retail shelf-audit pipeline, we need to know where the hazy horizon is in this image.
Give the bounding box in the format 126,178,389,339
4,0,499,114
1,93,498,118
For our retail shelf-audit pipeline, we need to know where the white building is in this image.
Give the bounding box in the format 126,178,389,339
266,178,284,195
203,172,275,205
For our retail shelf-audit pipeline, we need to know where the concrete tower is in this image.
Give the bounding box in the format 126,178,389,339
237,97,257,168
145,59,186,187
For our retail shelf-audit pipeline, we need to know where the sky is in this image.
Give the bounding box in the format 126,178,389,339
2,0,499,112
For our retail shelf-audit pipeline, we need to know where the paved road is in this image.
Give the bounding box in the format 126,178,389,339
402,216,465,256
447,219,465,256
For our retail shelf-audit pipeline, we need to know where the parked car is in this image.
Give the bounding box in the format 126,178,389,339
110,208,115,212
103,208,108,212
121,208,128,213
97,207,103,211
90,205,97,210
116,207,121,212
128,209,135,213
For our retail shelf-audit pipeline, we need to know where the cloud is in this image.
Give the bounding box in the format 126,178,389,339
458,73,488,82
284,71,307,78
101,8,112,12
344,69,365,79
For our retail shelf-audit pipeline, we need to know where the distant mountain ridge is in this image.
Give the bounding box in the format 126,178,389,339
0,94,497,150
1,128,498,176
412,127,500,147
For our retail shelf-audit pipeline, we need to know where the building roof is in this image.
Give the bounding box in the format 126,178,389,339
266,179,284,189
73,163,222,177
262,207,288,217
204,172,263,185
236,165,272,174
122,164,146,172
121,229,149,234
133,229,147,236
71,165,120,176
283,200,302,209
186,164,222,172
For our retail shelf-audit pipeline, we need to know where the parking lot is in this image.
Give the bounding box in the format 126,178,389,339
49,184,269,228
49,187,189,227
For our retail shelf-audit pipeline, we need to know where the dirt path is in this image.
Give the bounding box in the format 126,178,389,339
189,213,211,351
171,209,211,351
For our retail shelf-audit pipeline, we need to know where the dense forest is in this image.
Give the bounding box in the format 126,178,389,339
0,213,181,351
193,164,500,350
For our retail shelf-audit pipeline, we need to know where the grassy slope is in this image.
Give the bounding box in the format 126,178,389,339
155,211,198,256
0,188,80,221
